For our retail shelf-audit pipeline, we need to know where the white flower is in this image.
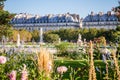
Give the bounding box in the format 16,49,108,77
101,48,110,54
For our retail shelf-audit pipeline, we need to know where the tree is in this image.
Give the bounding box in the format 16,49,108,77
81,28,89,41
19,29,32,42
12,30,19,41
12,29,32,42
0,24,13,37
44,33,60,43
0,0,6,9
96,28,106,37
58,29,66,41
112,3,120,21
0,10,13,25
64,29,78,42
0,0,14,40
57,28,80,42
31,30,40,42
87,28,98,40
116,26,120,31
111,31,120,42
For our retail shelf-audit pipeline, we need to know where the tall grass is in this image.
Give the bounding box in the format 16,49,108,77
37,47,53,79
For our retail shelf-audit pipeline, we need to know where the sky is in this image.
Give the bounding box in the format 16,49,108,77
4,0,119,18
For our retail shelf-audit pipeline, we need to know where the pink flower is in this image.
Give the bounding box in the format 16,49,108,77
8,71,16,80
0,56,7,64
57,66,68,74
21,64,28,80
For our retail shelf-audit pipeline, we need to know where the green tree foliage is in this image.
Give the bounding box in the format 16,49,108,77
96,28,106,37
0,25,13,40
0,10,13,25
101,26,120,42
112,3,120,20
55,42,70,55
12,29,32,42
111,31,120,42
58,29,66,40
12,29,19,41
81,28,89,40
0,0,14,39
19,29,32,42
0,0,6,9
43,27,119,43
85,28,98,40
44,33,60,43
31,30,40,42
116,26,120,31
55,28,79,42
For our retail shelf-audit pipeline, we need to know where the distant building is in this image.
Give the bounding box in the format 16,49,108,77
10,13,81,31
10,11,120,31
82,11,120,29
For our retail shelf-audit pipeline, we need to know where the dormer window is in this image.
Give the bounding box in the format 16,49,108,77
108,18,110,21
112,18,115,21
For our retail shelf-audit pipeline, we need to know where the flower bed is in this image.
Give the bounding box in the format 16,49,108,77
0,51,120,80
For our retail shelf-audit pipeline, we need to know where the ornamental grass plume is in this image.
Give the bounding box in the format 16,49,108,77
37,47,53,79
88,41,97,80
111,50,120,80
21,64,28,80
0,56,7,64
8,70,16,80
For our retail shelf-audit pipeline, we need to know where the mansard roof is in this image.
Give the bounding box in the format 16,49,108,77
11,13,80,24
83,11,118,22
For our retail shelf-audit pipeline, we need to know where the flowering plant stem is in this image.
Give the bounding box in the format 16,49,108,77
88,41,97,80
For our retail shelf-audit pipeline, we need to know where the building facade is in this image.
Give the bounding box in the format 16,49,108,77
10,13,81,31
82,11,120,29
11,11,120,31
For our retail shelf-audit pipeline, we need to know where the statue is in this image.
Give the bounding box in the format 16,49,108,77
77,34,83,46
58,38,61,43
83,38,87,47
2,35,5,46
80,18,83,28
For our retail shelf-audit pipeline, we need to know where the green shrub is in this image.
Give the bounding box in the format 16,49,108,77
55,42,70,55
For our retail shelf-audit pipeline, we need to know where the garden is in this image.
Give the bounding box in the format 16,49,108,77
0,0,120,80
0,37,120,80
